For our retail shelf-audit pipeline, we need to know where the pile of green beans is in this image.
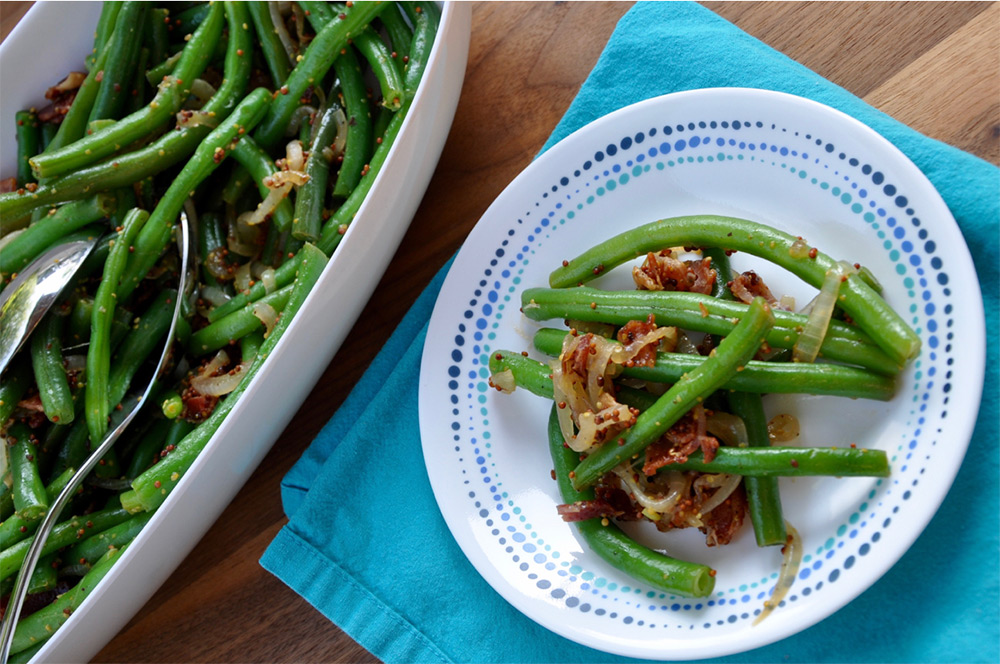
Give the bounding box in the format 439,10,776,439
488,215,915,597
0,1,440,655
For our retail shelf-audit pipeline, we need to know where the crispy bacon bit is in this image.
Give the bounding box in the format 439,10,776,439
556,499,617,522
616,314,659,368
642,410,720,475
701,483,747,546
633,250,716,294
0,177,17,193
729,270,779,307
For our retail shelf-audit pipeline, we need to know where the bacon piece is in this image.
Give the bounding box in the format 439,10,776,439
616,314,659,368
642,410,720,474
633,250,716,294
701,483,747,546
729,270,779,306
556,499,618,522
0,177,17,193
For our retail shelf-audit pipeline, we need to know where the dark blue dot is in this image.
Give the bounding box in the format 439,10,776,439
862,164,872,174
733,120,742,130
583,160,592,170
447,365,460,377
872,171,884,184
884,184,897,196
937,272,949,285
451,422,460,431
895,195,908,207
451,349,462,362
620,136,632,150
594,151,604,162
606,144,617,156
844,556,856,569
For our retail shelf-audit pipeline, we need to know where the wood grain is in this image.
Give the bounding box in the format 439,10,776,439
1,2,996,662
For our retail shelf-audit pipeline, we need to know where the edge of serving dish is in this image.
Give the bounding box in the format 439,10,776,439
1,2,472,661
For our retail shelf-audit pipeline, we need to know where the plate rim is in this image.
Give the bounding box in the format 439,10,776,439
418,86,986,659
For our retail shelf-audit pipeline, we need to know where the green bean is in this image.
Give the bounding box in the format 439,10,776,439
378,3,414,60
643,445,890,478
85,208,149,446
145,51,181,87
486,350,553,399
230,135,295,232
531,328,897,401
352,27,405,111
30,313,74,425
9,546,127,656
253,1,385,150
118,87,272,302
330,46,373,198
400,0,440,100
161,392,185,419
88,2,123,70
547,407,716,597
726,391,786,547
292,103,342,241
0,356,33,426
521,286,900,375
0,468,76,551
572,297,775,490
190,284,293,355
0,194,116,279
122,243,328,513
240,329,266,363
65,511,153,570
549,216,921,366
15,111,39,187
0,505,132,582
197,211,227,287
42,44,113,159
6,424,48,522
88,2,148,123
9,642,43,664
108,289,178,408
30,3,225,180
25,553,58,594
173,2,213,35
220,166,252,208
126,47,152,116
246,1,292,88
38,122,57,153
146,8,171,69
298,0,336,28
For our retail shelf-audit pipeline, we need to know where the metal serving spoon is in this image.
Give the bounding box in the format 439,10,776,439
0,214,191,662
0,237,100,376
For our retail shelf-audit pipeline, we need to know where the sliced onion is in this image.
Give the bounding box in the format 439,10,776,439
63,354,87,373
268,2,298,65
706,412,749,447
792,262,848,363
191,361,250,396
778,294,796,311
252,301,278,337
0,229,24,252
754,522,802,625
613,465,686,514
258,267,277,294
611,325,676,366
200,285,232,307
176,108,219,128
489,369,516,394
768,413,800,443
186,79,217,109
284,139,305,173
264,170,309,188
696,473,743,516
233,262,252,293
788,237,811,258
551,373,576,445
286,105,317,138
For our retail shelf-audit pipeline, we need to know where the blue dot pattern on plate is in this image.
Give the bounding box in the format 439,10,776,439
442,116,952,631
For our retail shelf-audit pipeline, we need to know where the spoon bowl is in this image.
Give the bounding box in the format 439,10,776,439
0,237,99,375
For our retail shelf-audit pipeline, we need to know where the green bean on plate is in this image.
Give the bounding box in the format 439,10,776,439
0,2,469,660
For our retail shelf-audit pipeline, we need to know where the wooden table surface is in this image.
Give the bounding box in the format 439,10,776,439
1,2,997,662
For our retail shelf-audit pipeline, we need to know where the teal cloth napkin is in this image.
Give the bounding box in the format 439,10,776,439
262,2,999,662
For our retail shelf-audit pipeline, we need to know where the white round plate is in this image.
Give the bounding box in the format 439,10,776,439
418,88,984,659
